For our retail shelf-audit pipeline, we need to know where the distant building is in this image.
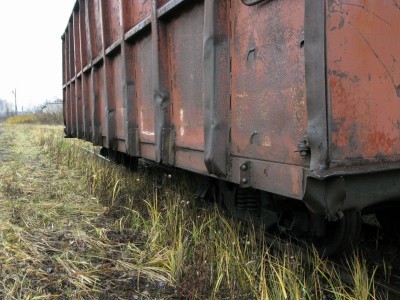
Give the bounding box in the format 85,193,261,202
41,101,63,114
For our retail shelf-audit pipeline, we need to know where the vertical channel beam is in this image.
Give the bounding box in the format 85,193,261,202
73,6,84,139
152,0,174,164
91,66,102,145
99,0,115,150
121,0,140,157
62,33,71,136
79,0,89,140
83,0,94,141
68,21,76,136
65,86,71,136
203,0,230,177
86,0,104,146
305,0,329,171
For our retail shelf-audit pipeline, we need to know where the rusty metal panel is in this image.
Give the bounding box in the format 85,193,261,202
63,88,68,130
66,86,71,135
67,23,74,79
141,143,157,161
122,0,152,32
82,71,93,140
326,0,400,166
76,78,84,138
65,84,70,134
105,52,125,142
62,37,67,85
175,149,208,174
92,64,106,146
102,0,122,48
231,157,304,200
83,0,93,64
73,10,82,73
70,82,77,136
166,2,204,151
78,0,89,68
157,0,170,8
133,32,155,144
87,0,103,57
120,7,140,157
230,0,307,166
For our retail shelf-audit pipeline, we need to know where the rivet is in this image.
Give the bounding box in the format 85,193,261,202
241,178,248,184
241,164,248,171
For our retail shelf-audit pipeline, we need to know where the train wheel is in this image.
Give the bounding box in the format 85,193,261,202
216,180,361,256
100,147,109,158
315,210,361,257
375,211,400,237
108,150,122,164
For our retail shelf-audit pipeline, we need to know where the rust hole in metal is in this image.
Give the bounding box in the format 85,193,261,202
250,131,259,144
247,48,256,63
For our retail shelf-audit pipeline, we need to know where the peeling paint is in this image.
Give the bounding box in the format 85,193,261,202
140,110,155,137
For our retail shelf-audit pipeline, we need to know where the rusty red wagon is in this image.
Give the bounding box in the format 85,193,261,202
63,0,400,255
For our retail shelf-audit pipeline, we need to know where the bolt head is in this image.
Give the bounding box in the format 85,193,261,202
300,150,310,157
241,178,248,184
241,164,248,171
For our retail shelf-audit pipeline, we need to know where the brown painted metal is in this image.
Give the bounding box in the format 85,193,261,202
62,0,400,217
326,0,400,167
230,0,307,166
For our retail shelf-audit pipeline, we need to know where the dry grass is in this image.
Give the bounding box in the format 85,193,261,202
6,114,38,124
6,112,63,125
0,123,382,299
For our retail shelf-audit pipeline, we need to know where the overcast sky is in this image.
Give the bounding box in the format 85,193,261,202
0,0,76,111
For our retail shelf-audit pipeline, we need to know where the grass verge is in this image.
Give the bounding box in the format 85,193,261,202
0,123,381,299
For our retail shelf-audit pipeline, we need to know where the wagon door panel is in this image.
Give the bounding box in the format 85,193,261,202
105,53,126,152
157,1,208,173
134,31,157,160
230,0,307,166
82,71,93,141
327,0,400,165
167,3,204,151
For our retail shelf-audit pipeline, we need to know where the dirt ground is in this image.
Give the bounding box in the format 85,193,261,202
0,124,174,299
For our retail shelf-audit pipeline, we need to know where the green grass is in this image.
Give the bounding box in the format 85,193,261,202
0,123,383,299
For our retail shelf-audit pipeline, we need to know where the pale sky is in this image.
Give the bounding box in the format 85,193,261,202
0,0,76,111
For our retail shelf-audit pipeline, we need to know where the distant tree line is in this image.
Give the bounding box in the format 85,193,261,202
0,98,63,117
0,99,13,117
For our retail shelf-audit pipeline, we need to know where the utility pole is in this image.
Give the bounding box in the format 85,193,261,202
12,89,17,115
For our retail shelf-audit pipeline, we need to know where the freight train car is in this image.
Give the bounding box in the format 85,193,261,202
62,0,400,256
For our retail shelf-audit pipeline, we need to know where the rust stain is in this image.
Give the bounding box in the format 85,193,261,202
328,0,400,161
347,22,399,97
